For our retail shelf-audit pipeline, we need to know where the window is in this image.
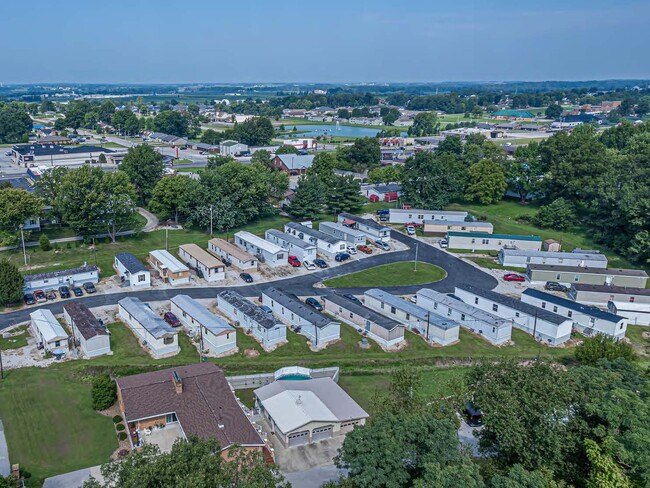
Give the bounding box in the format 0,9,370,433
226,333,230,340
380,302,384,309
138,274,146,282
574,275,580,282
556,273,561,280
433,303,438,310
447,308,452,316
568,311,572,318
620,323,624,330
474,297,479,305
471,238,476,244
515,312,520,318
291,313,294,320
492,304,498,312
589,318,595,326
277,254,285,260
349,312,354,319
338,306,342,313
164,336,174,345
390,306,396,314
406,313,410,320
482,239,489,245
553,306,558,313
526,257,531,263
461,314,465,321
630,297,635,303
182,311,187,317
461,226,466,231
418,214,423,220
54,340,60,347
541,302,546,309
558,258,563,264
492,327,496,333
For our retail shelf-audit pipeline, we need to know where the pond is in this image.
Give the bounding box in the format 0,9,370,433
281,124,389,138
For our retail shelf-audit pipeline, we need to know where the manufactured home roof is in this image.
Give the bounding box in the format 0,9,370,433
319,221,366,238
24,264,98,283
390,208,468,217
500,249,608,262
118,297,176,339
456,284,568,325
424,219,493,228
417,288,512,330
207,238,256,263
339,213,390,232
448,232,542,242
170,295,234,335
571,284,650,296
324,293,402,332
115,252,148,274
63,302,108,340
275,154,315,170
217,290,281,330
608,302,650,312
235,231,286,255
30,309,68,343
255,377,368,434
263,287,335,329
178,244,224,269
522,289,625,322
527,264,648,277
285,222,341,245
149,249,189,273
266,229,317,250
365,288,459,330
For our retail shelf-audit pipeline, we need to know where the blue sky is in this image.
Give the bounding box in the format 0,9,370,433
2,0,648,83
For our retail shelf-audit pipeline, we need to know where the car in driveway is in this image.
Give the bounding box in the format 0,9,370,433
83,282,97,293
408,295,417,304
24,293,35,305
34,290,47,303
59,286,71,299
406,225,416,235
545,281,568,292
163,312,181,327
73,286,83,297
288,255,301,267
240,273,254,283
439,239,449,248
335,252,350,262
305,297,323,312
503,273,526,282
314,258,328,269
374,240,391,251
343,294,361,305
464,401,483,426
356,245,373,254
46,290,57,301
346,245,357,255
303,260,316,270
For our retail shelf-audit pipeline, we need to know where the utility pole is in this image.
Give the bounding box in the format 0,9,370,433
209,205,213,237
532,311,538,341
413,243,418,272
19,224,27,266
425,311,431,344
0,347,4,380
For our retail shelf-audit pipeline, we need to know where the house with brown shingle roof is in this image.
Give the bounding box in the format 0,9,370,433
116,363,265,454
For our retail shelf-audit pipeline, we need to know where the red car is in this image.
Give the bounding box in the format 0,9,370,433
356,245,373,254
288,255,301,267
163,312,181,327
503,273,526,282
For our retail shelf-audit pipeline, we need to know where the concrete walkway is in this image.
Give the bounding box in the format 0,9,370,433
43,465,103,488
137,207,159,232
0,420,10,477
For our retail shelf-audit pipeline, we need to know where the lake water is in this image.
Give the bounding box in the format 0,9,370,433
282,124,385,138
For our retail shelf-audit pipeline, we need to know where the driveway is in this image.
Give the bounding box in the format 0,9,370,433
137,207,159,232
42,465,103,488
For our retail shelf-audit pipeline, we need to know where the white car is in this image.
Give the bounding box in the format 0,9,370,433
406,225,416,235
303,260,316,270
346,246,357,255
439,239,449,248
409,296,417,304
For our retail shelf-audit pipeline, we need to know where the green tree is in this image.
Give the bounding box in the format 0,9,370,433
381,107,401,125
206,154,237,168
288,174,325,219
120,144,164,204
98,100,116,123
436,135,463,156
187,103,200,117
275,145,299,155
39,233,51,251
98,153,107,165
489,464,563,488
407,111,440,137
200,129,223,145
0,188,44,244
33,166,69,224
154,110,189,137
91,374,116,410
0,105,32,143
508,142,541,202
309,152,338,181
575,334,637,366
464,160,507,205
337,137,381,172
111,109,141,135
251,149,273,169
367,165,404,185
413,460,485,488
545,104,563,119
40,100,56,113
402,152,467,208
585,438,633,488
338,108,351,119
150,175,194,222
533,198,576,230
0,259,24,306
232,117,275,146
326,175,365,215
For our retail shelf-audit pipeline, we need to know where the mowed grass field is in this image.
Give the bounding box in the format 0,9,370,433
323,261,446,288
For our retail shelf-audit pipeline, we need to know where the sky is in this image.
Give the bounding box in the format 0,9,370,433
2,0,649,84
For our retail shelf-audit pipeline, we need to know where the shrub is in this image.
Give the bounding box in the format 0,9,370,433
575,334,637,365
91,374,116,410
533,198,576,230
116,423,125,431
113,415,123,423
39,234,51,251
66,242,72,249
118,432,128,441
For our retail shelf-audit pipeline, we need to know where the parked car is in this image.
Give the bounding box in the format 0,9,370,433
72,286,83,297
4,150,12,156
408,295,417,304
303,260,316,270
83,282,97,293
439,239,449,248
163,312,181,327
464,400,483,426
259,305,273,314
45,290,57,301
305,297,323,312
24,293,35,305
288,255,301,267
343,294,361,305
34,290,46,303
335,252,350,262
374,240,391,251
503,273,526,282
356,245,373,254
346,245,357,255
314,258,328,269
240,273,254,283
545,281,568,292
59,286,71,299
406,225,416,235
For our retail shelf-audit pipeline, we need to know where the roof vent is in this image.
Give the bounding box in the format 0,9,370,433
296,394,303,406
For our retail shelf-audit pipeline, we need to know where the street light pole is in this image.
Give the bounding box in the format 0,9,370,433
209,205,213,237
19,224,27,266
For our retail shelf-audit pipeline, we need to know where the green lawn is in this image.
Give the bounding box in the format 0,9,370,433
323,261,446,288
464,256,522,272
0,325,29,350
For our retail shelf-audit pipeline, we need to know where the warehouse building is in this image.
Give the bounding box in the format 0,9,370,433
11,144,114,166
284,222,347,258
178,244,226,282
526,264,649,288
569,284,650,306
207,238,257,271
265,229,318,262
318,221,367,246
63,302,111,358
498,249,608,269
446,232,542,251
234,231,287,267
114,253,150,289
423,220,493,236
147,250,190,286
118,297,179,358
388,208,468,225
338,213,391,242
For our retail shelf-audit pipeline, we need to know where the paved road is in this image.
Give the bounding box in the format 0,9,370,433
0,232,497,328
137,207,159,232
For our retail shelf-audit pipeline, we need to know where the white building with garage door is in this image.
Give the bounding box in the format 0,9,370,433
254,377,368,447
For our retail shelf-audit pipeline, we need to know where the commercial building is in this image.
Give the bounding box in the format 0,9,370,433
118,297,179,358
30,309,70,353
318,221,367,246
114,253,150,289
526,264,648,288
338,213,391,242
521,289,627,339
416,288,513,345
265,229,318,262
219,140,249,156
271,154,315,175
363,288,460,346
454,284,573,345
178,244,225,282
23,264,99,293
63,302,111,358
262,288,340,348
207,238,257,271
446,232,542,251
607,302,650,326
322,292,405,348
147,250,190,286
255,377,368,448
498,249,608,269
116,364,264,453
568,284,650,306
423,220,493,236
216,290,286,349
11,144,114,167
388,208,468,225
234,231,287,267
169,295,236,356
283,222,346,258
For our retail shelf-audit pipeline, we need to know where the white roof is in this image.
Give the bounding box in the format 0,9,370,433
170,295,234,334
609,301,650,312
319,221,366,238
149,249,189,273
255,377,368,433
30,309,69,343
390,208,468,217
118,297,176,339
235,231,286,255
424,219,493,228
500,249,608,261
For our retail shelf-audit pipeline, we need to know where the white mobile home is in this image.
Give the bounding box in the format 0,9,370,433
30,309,70,353
520,289,627,338
389,208,468,225
323,293,405,348
178,244,226,282
170,295,236,356
23,265,99,293
416,288,513,345
234,231,287,267
265,229,318,262
454,284,573,345
499,249,608,269
117,297,179,358
569,284,650,306
262,287,340,348
217,290,286,349
423,220,493,236
338,213,391,242
284,222,347,258
318,221,367,246
607,302,650,326
526,265,648,288
147,250,190,286
63,302,111,358
446,232,542,251
114,252,151,289
207,238,257,271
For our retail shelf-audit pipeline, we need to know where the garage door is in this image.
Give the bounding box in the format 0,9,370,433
287,430,310,448
312,425,333,442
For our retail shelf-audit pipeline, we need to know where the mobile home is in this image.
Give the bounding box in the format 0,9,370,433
499,249,608,269
178,243,226,282
318,221,367,246
284,222,347,258
118,297,179,358
389,208,468,225
234,231,287,267
526,265,648,288
63,302,111,358
147,250,190,286
446,232,542,251
207,238,257,271
265,229,318,262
